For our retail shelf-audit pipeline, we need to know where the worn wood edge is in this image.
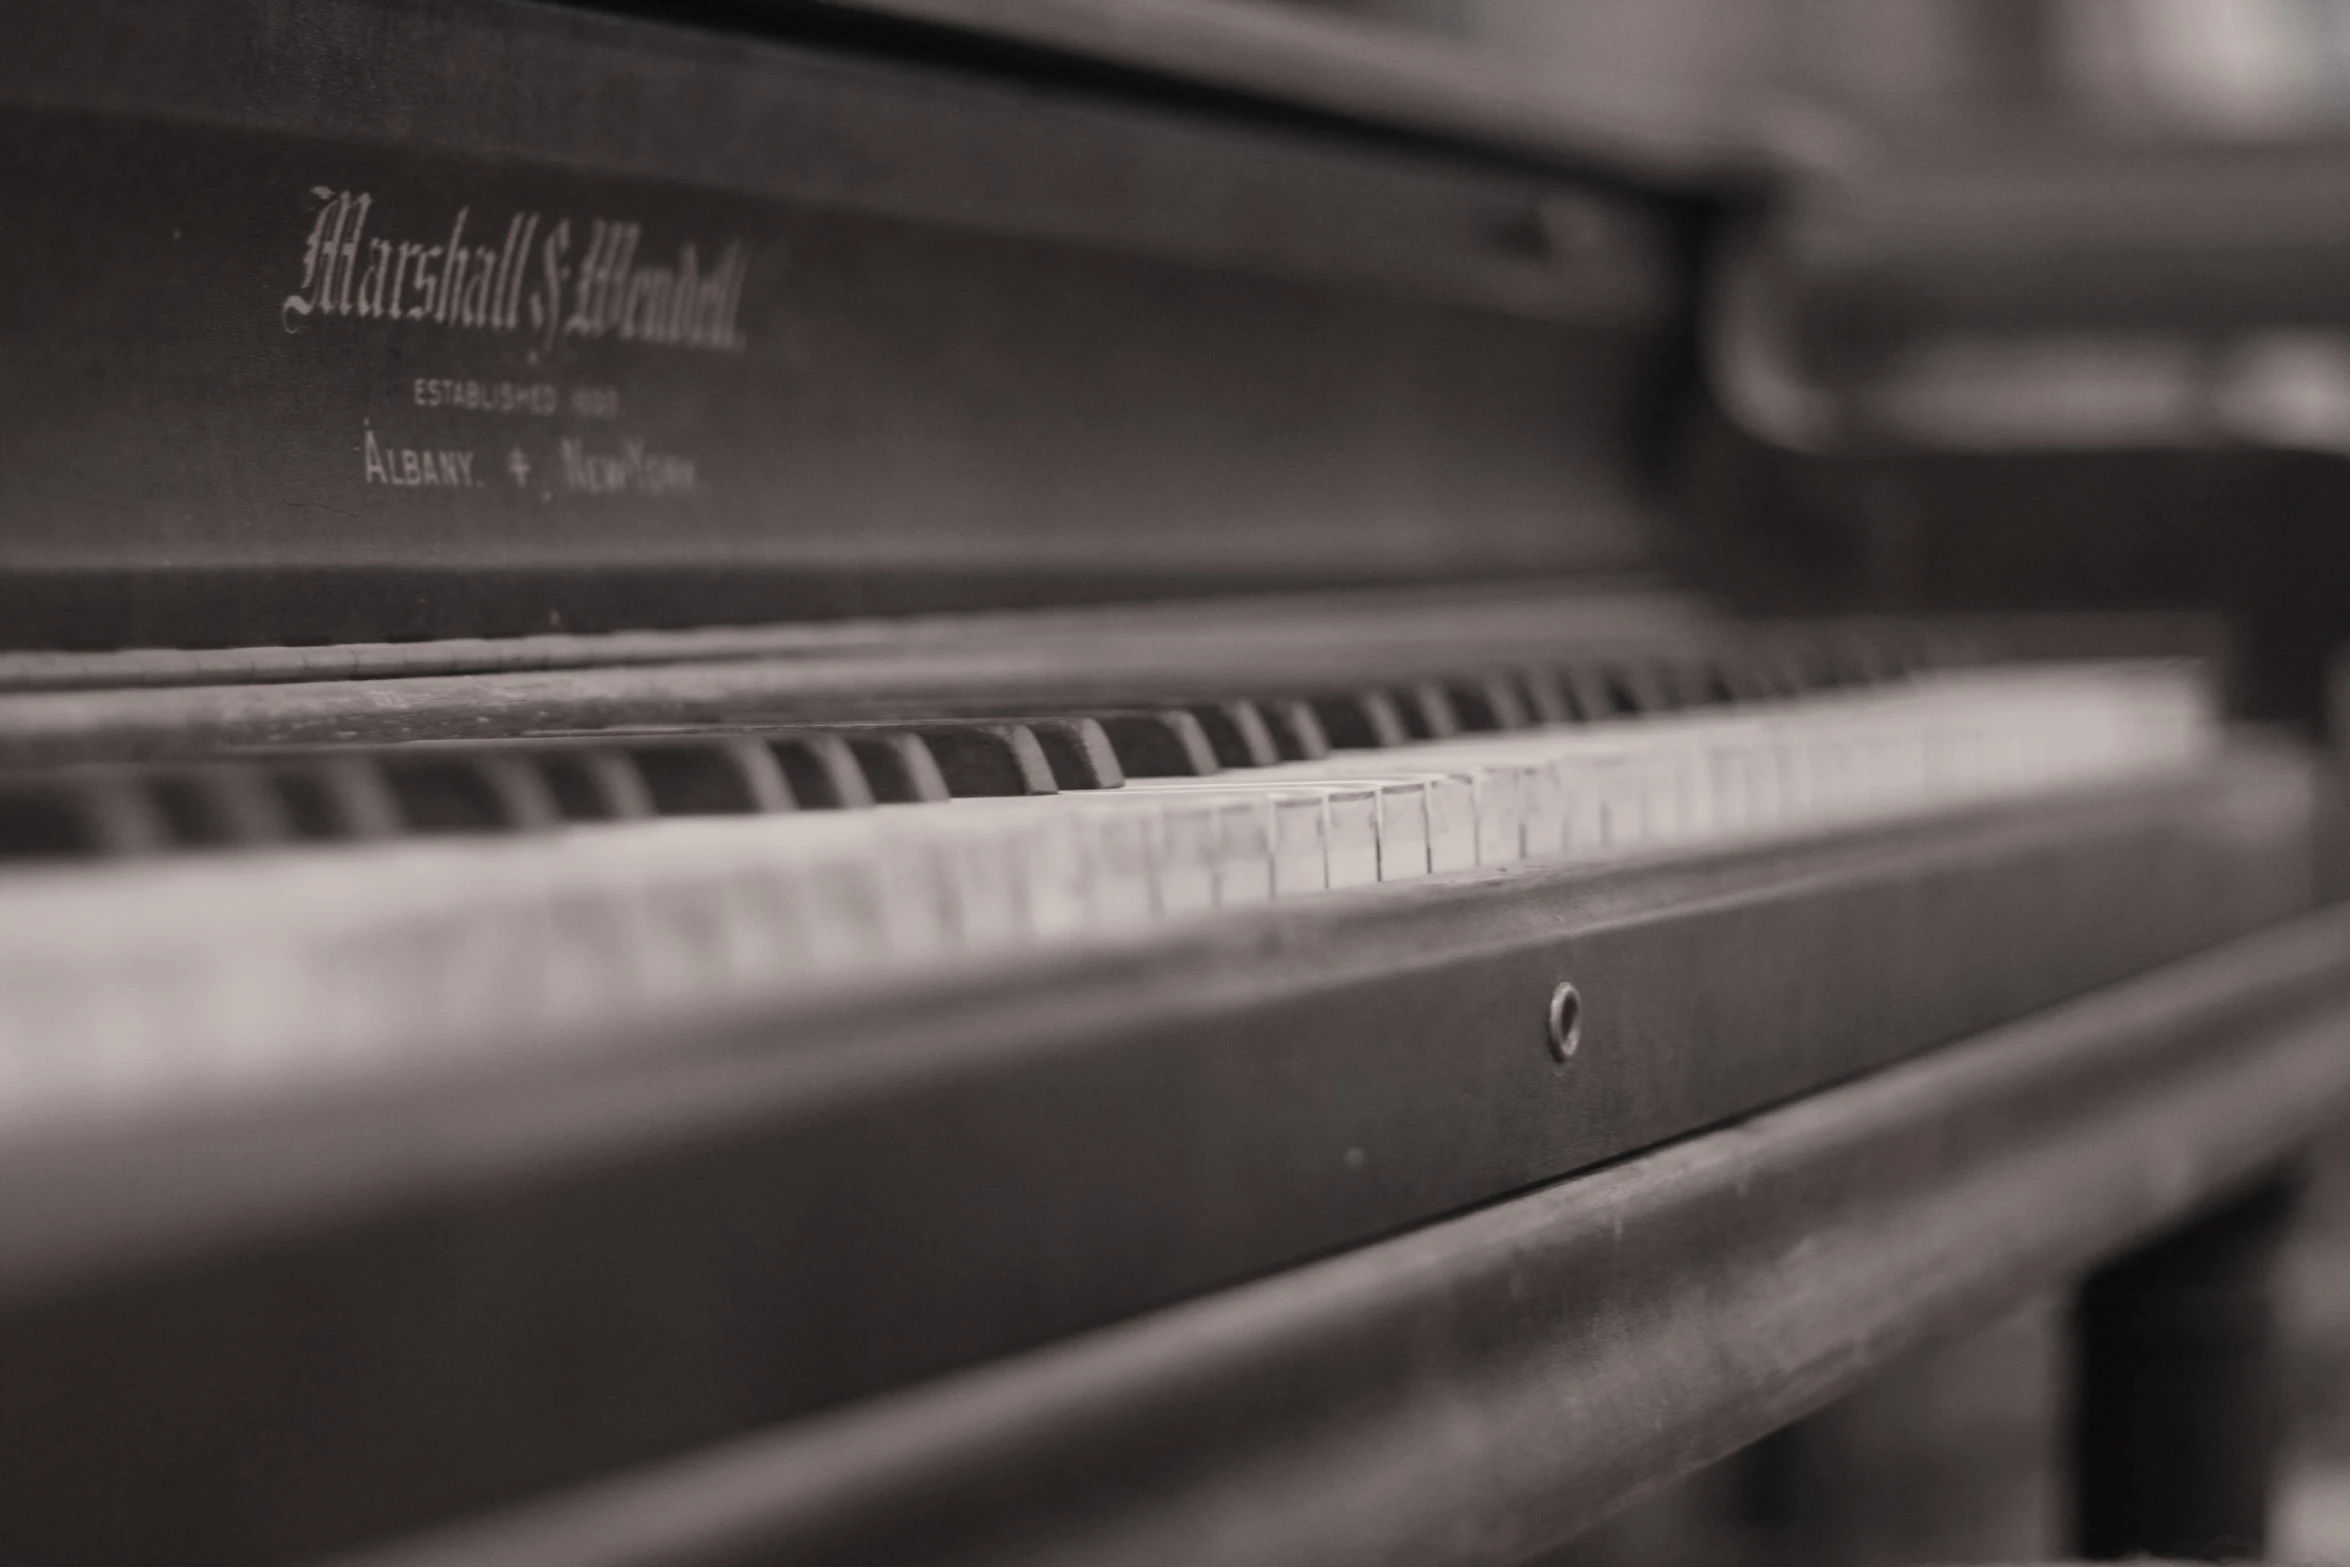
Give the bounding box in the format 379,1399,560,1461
320,904,2350,1567
0,580,1688,695
0,586,1716,763
0,598,2211,701
0,611,2217,767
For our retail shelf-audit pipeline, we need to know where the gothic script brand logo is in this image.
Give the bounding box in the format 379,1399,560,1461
279,187,750,353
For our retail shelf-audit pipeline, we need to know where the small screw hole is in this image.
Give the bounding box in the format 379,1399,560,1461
1547,982,1583,1063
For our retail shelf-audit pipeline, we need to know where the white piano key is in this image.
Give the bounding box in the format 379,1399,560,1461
1098,785,1282,909
1269,792,1332,896
1199,772,1442,882
1083,806,1165,926
1364,782,1431,881
925,823,1038,949
1203,796,1278,907
1450,770,1524,851
1227,776,1438,885
1147,797,1224,915
1122,780,1342,899
1517,758,1572,859
923,801,1092,941
1321,786,1381,889
1133,782,1373,895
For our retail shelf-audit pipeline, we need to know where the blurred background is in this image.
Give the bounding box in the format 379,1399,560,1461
1277,0,2350,136
1275,3,2350,1560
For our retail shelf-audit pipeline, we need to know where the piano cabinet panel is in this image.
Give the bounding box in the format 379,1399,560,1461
0,747,2312,1564
0,0,1680,648
326,901,2350,1567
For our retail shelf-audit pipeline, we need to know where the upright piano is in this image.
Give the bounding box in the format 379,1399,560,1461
1,2,2346,1562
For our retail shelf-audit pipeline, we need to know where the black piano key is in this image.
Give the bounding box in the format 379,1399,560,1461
1853,638,1910,681
1515,668,1575,725
0,784,104,859
376,761,493,832
1657,661,1715,708
1263,698,1332,761
1396,680,1462,740
213,766,299,842
906,724,1059,796
1612,664,1671,713
1797,639,1844,686
81,778,172,854
848,733,953,805
1717,657,1771,701
1754,648,1810,698
1712,659,1775,703
269,759,403,842
1446,675,1531,733
533,754,603,822
1850,645,1890,680
769,735,879,809
1558,665,1623,720
380,757,551,833
1309,691,1410,750
149,766,293,848
148,775,224,847
624,741,795,815
536,749,657,822
1020,719,1125,790
1185,702,1281,768
1093,711,1221,777
480,755,563,829
1926,630,1992,670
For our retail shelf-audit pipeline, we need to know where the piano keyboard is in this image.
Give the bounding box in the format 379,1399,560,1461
0,661,2211,1132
